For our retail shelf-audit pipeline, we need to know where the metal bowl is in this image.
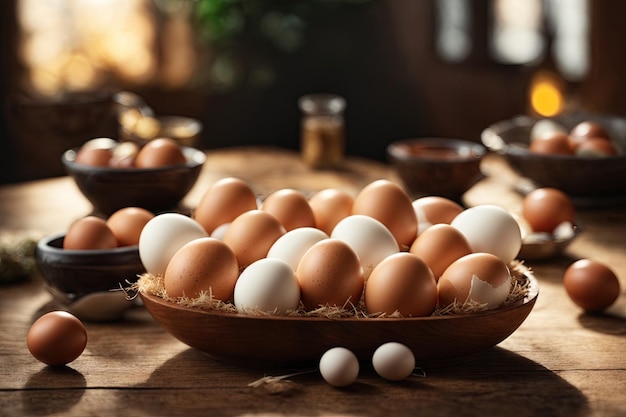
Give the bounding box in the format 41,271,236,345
481,112,626,207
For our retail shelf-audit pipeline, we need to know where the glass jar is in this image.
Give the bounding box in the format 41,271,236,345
297,94,346,169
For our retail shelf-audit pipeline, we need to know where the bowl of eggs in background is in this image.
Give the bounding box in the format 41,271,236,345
35,207,155,322
133,177,539,368
62,137,206,216
481,111,626,207
386,138,487,203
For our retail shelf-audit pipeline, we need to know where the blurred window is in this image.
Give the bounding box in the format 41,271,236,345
436,0,589,80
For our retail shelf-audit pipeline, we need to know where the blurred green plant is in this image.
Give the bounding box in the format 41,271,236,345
191,0,370,90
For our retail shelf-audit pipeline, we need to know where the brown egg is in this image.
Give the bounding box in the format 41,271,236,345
412,196,464,235
135,138,186,168
308,188,354,235
296,239,364,310
575,137,619,157
75,147,113,166
27,311,88,366
222,210,285,268
563,259,621,312
261,188,316,231
569,121,610,149
164,237,239,301
352,179,418,248
106,207,154,247
365,252,437,317
63,216,118,250
193,177,258,234
409,224,472,281
522,187,575,233
438,253,511,310
528,132,574,155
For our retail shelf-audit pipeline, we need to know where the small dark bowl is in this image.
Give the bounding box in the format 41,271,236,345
62,146,206,216
387,138,487,201
35,232,145,321
481,112,626,206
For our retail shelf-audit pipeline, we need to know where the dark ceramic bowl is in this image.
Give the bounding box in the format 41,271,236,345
35,232,145,321
62,145,205,216
481,112,626,206
387,138,487,201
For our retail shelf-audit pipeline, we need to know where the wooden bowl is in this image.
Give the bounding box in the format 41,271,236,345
140,273,538,368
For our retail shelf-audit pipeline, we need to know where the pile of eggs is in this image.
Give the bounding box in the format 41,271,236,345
73,137,187,169
138,178,526,317
529,119,620,157
63,207,155,250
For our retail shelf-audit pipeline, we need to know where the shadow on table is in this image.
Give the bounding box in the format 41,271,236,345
21,366,86,416
577,311,626,336
116,346,589,417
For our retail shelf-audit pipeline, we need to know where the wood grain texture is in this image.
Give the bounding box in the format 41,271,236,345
1,148,625,417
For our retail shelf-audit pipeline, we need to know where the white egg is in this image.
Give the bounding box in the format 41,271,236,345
210,222,230,240
266,227,329,271
138,213,208,276
530,119,567,141
372,342,416,381
319,347,360,387
450,205,522,263
233,258,300,314
331,215,399,276
467,267,512,308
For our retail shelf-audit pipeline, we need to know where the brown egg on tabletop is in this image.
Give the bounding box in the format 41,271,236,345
563,259,621,312
222,209,286,268
528,132,574,155
106,207,155,247
296,239,364,310
164,237,239,301
134,137,186,168
352,179,417,249
409,224,472,281
308,188,354,235
438,253,512,311
412,196,464,235
193,177,258,235
261,188,316,231
364,252,437,317
27,311,88,366
63,216,118,250
522,187,575,234
575,137,619,157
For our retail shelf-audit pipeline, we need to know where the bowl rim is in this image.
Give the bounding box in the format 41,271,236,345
140,271,538,323
37,232,140,257
62,145,206,173
481,114,626,160
387,137,487,162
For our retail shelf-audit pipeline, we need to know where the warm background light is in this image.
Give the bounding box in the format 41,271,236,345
529,71,565,117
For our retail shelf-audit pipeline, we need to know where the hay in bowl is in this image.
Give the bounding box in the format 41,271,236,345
134,262,538,368
481,111,626,207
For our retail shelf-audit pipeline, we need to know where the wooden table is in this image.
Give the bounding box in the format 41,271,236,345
1,147,625,417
